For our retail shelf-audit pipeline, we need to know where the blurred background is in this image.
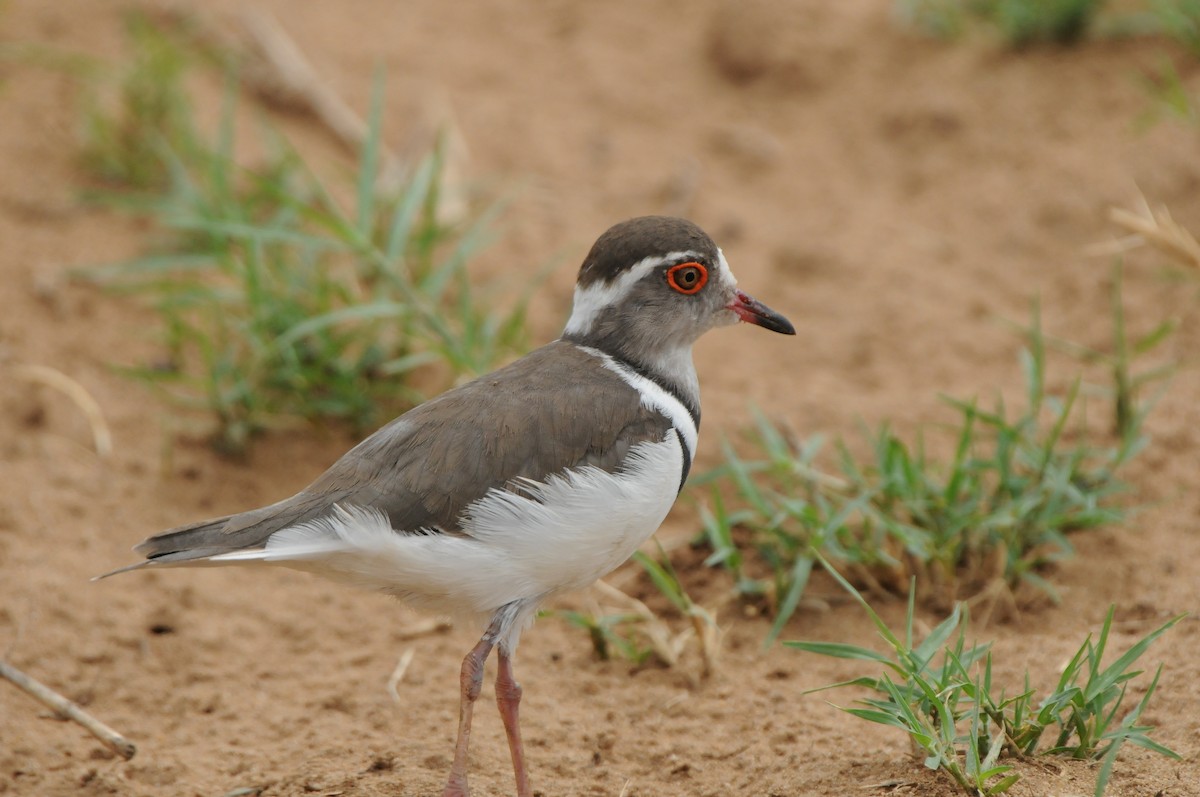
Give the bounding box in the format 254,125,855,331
2,2,1198,795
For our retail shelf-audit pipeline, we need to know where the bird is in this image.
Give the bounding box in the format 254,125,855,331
99,215,795,796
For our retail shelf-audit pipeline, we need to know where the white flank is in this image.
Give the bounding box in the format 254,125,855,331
563,250,706,337
208,436,685,652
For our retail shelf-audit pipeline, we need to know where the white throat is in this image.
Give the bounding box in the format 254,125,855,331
645,342,699,403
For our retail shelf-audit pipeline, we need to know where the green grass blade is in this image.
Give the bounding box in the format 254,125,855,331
765,555,813,646
1083,612,1183,704
783,640,894,664
355,69,385,236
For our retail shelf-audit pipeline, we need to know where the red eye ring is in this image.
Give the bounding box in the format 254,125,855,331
666,262,708,295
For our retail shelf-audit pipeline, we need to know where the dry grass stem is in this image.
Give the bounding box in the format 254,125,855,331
237,9,378,159
592,580,682,667
385,648,416,705
688,608,722,678
394,617,453,640
155,3,469,223
0,659,136,759
237,8,469,224
1102,196,1200,271
964,577,1020,628
13,364,113,458
860,779,918,790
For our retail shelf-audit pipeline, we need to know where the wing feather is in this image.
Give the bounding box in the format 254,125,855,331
126,341,672,566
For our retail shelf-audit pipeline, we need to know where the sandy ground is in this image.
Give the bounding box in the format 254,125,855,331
2,1,1200,795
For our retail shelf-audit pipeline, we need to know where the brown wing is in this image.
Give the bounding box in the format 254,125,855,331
132,341,673,563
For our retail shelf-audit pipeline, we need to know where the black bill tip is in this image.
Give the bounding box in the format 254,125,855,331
729,291,796,335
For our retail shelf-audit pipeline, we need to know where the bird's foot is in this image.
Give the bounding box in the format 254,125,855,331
442,773,469,797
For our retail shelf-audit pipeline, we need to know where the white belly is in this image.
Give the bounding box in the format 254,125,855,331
459,432,685,598
239,432,685,621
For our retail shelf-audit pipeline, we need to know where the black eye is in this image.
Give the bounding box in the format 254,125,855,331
666,262,708,295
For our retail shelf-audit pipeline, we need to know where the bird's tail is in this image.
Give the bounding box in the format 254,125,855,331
94,494,335,580
135,514,247,562
92,515,237,579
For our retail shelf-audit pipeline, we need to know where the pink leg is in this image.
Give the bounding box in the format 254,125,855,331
442,634,495,797
495,649,532,797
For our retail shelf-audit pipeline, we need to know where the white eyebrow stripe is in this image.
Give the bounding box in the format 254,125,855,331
715,248,737,288
563,250,706,337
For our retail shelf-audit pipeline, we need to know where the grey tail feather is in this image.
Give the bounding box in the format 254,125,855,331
93,514,240,581
131,514,238,560
92,559,155,581
94,494,339,581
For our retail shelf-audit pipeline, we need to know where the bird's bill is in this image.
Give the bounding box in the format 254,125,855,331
728,291,796,335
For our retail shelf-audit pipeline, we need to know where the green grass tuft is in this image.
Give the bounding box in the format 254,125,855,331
696,272,1172,639
75,18,530,454
554,546,721,675
788,558,1183,796
80,11,198,189
892,0,1196,47
1136,57,1199,135
982,0,1106,46
1153,0,1200,56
